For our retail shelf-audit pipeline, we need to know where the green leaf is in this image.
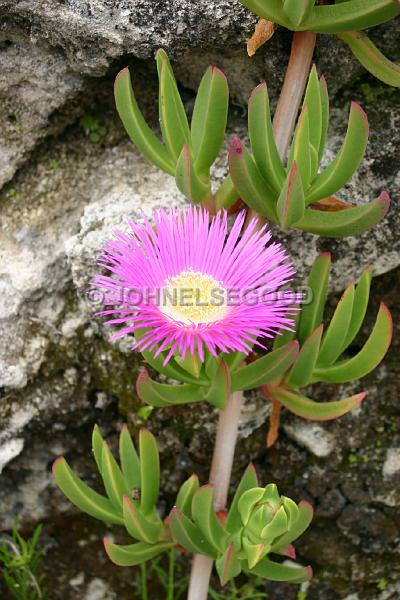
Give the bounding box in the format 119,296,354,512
228,137,278,221
114,68,175,175
283,0,315,26
139,429,160,515
285,325,323,388
92,425,104,474
176,474,200,518
271,387,366,420
313,302,392,383
101,442,130,511
297,192,390,237
226,464,258,534
303,65,322,165
305,102,369,204
123,495,163,544
262,506,289,539
191,485,228,552
204,359,230,409
318,75,330,162
52,457,124,525
136,369,207,407
303,1,400,33
238,0,293,27
104,539,173,567
175,144,211,204
343,269,372,349
215,175,241,210
191,66,229,173
216,544,242,585
242,539,269,569
247,557,312,583
277,162,305,229
231,342,299,391
273,312,300,350
289,104,311,190
337,31,400,88
298,253,331,344
271,500,313,552
248,82,285,193
168,508,217,557
317,283,355,367
156,49,191,162
119,425,141,490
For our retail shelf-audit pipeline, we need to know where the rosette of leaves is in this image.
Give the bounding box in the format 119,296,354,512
114,49,238,210
230,253,392,444
169,464,313,584
229,64,391,236
238,0,400,86
53,426,313,585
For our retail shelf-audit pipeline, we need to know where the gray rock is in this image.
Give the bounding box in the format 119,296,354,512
283,422,336,458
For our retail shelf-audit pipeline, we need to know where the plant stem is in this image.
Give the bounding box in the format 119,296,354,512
187,390,243,600
140,562,148,600
168,549,176,600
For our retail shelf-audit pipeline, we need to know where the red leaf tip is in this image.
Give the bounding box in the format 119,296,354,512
52,456,65,474
230,137,243,155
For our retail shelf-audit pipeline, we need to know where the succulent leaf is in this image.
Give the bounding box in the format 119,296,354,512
318,75,330,162
119,425,141,490
92,424,105,474
176,474,200,518
283,0,315,26
136,369,207,407
216,544,242,584
277,162,305,228
204,359,230,409
270,500,313,552
192,486,229,552
317,283,355,367
337,31,400,87
169,508,217,557
303,1,400,33
270,387,366,420
226,464,259,534
191,66,229,173
343,269,372,348
247,557,312,583
313,302,392,383
52,457,124,525
101,441,131,511
248,82,286,192
139,429,160,515
231,341,299,391
298,253,331,344
104,539,173,567
123,495,163,544
175,144,211,204
228,137,278,220
114,68,175,175
285,325,323,388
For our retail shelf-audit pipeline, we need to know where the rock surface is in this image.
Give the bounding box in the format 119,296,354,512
0,2,400,599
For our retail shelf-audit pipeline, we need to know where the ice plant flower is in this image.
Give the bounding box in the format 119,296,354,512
93,206,297,364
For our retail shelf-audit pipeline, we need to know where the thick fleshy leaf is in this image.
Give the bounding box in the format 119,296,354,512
114,68,175,175
282,497,299,531
248,82,285,192
303,1,400,33
139,429,160,515
271,387,366,420
285,325,323,388
216,544,242,585
337,31,400,87
343,269,372,349
289,104,311,189
231,342,299,391
273,312,300,350
238,0,292,27
283,0,315,26
191,485,228,552
226,464,258,534
136,369,206,407
298,253,331,344
277,162,305,229
306,102,368,204
119,425,141,490
104,539,173,567
204,359,230,409
261,506,289,539
52,457,123,525
317,283,355,367
243,539,269,569
270,501,313,552
214,175,241,210
247,557,312,583
101,442,130,511
175,352,202,379
318,75,329,162
92,425,104,474
191,66,229,173
297,192,390,237
303,65,322,172
175,144,211,204
314,302,392,383
168,508,217,557
228,137,278,220
123,495,163,544
175,474,200,518
156,50,191,161
238,488,265,526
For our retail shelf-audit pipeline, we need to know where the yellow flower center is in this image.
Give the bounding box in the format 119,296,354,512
161,270,227,325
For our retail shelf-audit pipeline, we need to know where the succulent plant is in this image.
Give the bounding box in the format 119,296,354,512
238,0,400,86
228,65,391,236
53,427,312,585
115,49,238,211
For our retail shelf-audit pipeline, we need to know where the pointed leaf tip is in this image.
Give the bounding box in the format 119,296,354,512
52,456,64,475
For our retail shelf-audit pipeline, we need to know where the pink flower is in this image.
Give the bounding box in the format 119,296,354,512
93,207,297,364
